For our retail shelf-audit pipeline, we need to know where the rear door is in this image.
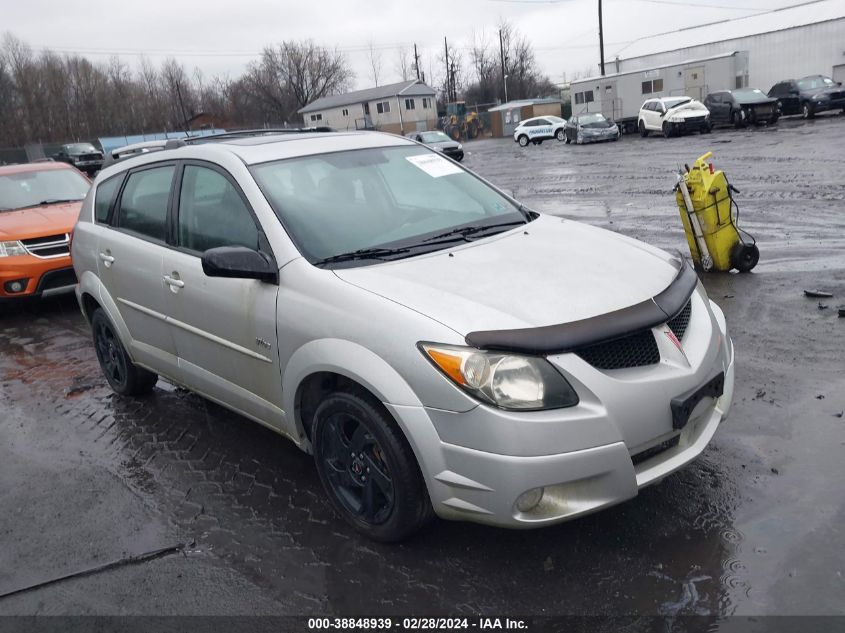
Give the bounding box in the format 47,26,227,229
161,161,284,428
97,162,180,376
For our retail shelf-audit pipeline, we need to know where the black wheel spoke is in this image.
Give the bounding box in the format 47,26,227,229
363,453,392,496
361,479,378,521
349,424,370,455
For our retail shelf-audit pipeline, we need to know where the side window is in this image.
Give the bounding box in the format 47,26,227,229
178,165,259,253
117,165,175,241
95,175,122,223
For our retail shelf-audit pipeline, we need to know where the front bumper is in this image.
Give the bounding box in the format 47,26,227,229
0,254,76,300
576,128,619,144
389,295,735,528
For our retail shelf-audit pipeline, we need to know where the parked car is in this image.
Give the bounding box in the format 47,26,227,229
704,89,779,127
53,142,104,176
768,75,845,119
0,162,89,301
72,130,735,541
513,116,567,146
638,97,711,138
405,130,464,162
564,113,620,144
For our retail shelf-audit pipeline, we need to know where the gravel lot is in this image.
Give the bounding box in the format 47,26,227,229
1,114,843,619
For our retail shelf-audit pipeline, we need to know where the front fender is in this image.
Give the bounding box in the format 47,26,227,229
282,338,425,448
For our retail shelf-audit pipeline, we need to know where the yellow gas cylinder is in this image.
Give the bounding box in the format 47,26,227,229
675,152,759,272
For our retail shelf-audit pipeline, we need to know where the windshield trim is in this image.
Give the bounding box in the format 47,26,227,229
249,145,533,267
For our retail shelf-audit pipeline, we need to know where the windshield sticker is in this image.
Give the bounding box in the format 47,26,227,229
406,154,463,178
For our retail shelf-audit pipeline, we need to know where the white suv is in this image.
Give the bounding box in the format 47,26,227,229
513,116,567,146
638,97,711,138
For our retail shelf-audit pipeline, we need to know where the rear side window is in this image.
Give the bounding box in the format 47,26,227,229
94,176,122,223
177,165,259,253
117,165,175,241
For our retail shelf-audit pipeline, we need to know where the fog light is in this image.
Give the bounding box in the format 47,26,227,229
4,279,28,293
515,487,545,513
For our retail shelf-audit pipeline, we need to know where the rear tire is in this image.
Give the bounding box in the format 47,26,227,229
638,120,649,137
730,243,760,273
91,308,158,396
312,390,432,542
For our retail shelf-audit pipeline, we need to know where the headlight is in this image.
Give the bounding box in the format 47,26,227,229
420,343,579,410
668,115,684,122
0,241,27,257
812,93,829,101
457,143,463,150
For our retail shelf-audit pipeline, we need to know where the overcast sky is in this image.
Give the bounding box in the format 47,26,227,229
3,0,803,90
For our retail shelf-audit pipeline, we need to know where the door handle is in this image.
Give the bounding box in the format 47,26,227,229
99,252,115,268
163,275,185,289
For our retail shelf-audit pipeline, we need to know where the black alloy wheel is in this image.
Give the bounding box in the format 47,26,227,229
91,308,157,396
313,391,431,541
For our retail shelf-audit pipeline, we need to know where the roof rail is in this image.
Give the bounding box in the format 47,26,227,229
176,127,337,146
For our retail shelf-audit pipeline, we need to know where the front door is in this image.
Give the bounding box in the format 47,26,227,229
684,66,706,101
601,82,617,119
98,163,180,377
161,162,284,428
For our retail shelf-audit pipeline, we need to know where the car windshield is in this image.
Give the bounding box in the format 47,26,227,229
579,113,607,125
664,97,692,109
419,131,451,143
797,76,836,90
251,146,527,265
0,168,90,212
732,88,771,103
64,143,98,154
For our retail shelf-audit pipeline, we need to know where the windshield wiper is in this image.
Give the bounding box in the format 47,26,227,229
314,246,412,266
422,220,527,243
13,198,84,210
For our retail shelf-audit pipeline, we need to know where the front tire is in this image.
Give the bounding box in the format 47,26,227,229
802,101,815,119
518,135,529,147
638,120,649,137
662,121,674,138
555,128,565,141
312,391,431,542
91,308,157,396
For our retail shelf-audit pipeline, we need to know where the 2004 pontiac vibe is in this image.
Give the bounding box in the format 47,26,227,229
71,129,734,541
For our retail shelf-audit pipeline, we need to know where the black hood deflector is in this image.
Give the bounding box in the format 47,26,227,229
464,258,699,355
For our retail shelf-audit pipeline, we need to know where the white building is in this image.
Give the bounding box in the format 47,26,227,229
298,80,438,134
605,0,845,93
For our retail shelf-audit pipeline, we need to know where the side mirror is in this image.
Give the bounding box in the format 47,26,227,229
201,246,278,284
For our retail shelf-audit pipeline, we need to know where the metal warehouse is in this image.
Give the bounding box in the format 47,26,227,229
604,0,845,93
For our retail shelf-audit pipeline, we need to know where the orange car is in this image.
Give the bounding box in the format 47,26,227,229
0,161,90,300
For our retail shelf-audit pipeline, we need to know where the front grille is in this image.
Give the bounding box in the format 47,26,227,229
575,330,660,370
631,435,681,466
79,153,102,161
21,234,70,259
37,267,77,293
683,116,706,125
667,300,692,340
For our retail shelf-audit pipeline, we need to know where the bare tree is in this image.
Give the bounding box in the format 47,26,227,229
395,46,412,82
366,40,382,87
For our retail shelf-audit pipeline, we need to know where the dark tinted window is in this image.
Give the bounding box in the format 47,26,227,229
117,165,175,241
178,165,259,253
95,176,121,223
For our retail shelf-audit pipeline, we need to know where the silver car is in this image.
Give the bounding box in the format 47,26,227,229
72,131,735,542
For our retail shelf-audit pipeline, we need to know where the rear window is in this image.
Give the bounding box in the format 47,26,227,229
95,176,122,223
116,166,175,241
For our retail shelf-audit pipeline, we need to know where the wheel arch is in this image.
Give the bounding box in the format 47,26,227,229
77,270,135,358
283,339,423,450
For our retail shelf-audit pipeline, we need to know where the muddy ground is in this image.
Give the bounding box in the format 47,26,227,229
1,114,843,621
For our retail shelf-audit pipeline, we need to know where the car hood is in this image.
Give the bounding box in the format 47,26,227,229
665,101,709,117
804,86,843,97
429,140,461,150
0,203,81,240
334,215,681,335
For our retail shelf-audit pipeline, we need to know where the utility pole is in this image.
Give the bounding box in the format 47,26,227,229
413,43,421,81
598,0,606,76
498,28,508,103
